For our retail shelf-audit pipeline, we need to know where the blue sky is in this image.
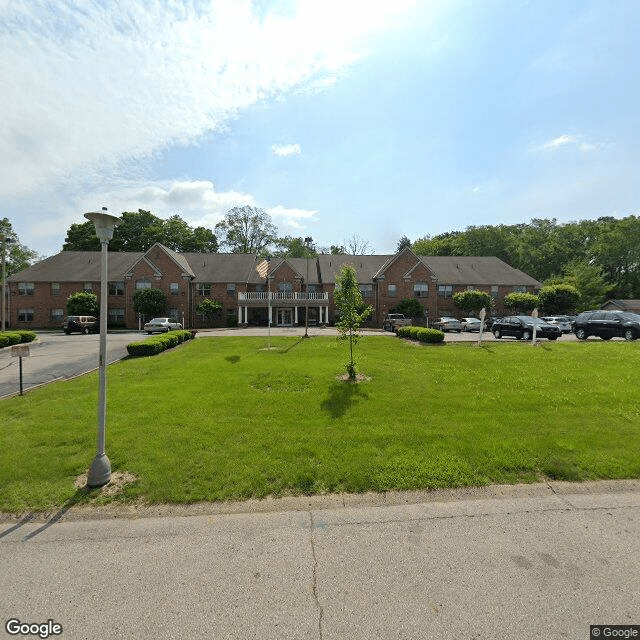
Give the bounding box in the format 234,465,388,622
1,0,638,257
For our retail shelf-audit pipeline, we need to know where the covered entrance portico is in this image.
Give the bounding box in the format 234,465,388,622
276,308,293,327
237,292,330,326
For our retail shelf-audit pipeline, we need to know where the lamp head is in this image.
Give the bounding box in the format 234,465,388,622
84,207,120,242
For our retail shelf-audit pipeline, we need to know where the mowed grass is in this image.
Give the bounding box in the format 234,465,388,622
1,336,639,512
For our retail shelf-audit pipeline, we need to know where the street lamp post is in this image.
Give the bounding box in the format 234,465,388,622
1,235,16,332
304,237,313,338
84,207,120,487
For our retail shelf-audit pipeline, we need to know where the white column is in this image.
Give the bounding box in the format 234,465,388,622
238,306,241,323
269,305,273,326
294,306,299,324
244,306,248,324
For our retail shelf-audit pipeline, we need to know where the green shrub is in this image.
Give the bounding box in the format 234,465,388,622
0,334,9,349
397,325,444,344
126,329,193,357
17,330,37,343
4,332,22,346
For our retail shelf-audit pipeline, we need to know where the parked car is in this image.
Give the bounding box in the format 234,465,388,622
382,313,412,332
491,316,561,340
62,315,99,335
483,316,501,331
542,316,573,333
572,310,640,341
431,317,462,332
460,317,482,332
143,317,183,334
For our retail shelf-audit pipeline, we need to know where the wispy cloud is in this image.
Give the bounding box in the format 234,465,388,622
271,143,302,157
268,204,319,230
0,0,415,198
536,134,599,153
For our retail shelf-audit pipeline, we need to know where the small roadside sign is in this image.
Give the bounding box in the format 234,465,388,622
11,345,30,357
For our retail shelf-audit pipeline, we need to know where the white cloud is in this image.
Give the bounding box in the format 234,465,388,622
74,179,255,230
268,204,319,230
536,134,600,153
271,143,301,157
0,0,416,198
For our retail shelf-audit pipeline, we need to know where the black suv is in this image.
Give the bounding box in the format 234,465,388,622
491,316,561,340
62,315,99,335
572,311,640,341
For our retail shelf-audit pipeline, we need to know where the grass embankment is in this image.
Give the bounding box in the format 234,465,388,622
1,336,639,512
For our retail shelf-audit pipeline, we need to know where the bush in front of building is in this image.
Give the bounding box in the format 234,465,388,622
397,325,445,343
126,329,194,357
0,330,37,349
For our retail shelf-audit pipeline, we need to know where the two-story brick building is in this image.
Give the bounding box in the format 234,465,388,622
4,244,540,330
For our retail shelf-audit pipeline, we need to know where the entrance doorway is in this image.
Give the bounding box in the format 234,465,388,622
276,308,293,327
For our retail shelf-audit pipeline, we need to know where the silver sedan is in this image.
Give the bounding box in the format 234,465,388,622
143,317,183,334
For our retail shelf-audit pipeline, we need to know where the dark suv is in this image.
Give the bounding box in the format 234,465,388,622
62,315,99,335
491,316,561,340
572,311,640,341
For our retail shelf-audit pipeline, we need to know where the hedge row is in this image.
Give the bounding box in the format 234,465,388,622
397,325,445,344
0,330,37,349
126,329,196,357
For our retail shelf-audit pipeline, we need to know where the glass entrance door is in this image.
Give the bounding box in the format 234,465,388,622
277,308,293,326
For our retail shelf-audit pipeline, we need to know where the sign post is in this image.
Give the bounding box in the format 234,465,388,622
11,344,29,396
532,307,539,344
477,307,486,346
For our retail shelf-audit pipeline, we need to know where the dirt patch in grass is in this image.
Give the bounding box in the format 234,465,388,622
74,471,138,496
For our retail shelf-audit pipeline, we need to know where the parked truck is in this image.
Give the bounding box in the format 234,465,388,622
382,313,412,332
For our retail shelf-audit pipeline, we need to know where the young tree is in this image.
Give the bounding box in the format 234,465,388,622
334,264,374,380
66,291,99,316
538,284,580,315
133,288,167,317
503,292,539,314
345,234,373,255
453,290,492,315
396,298,423,319
215,206,278,254
196,298,223,326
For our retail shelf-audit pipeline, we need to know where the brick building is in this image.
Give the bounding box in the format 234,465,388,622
4,245,540,330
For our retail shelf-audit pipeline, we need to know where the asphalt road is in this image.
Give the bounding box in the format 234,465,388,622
0,327,581,398
1,480,638,639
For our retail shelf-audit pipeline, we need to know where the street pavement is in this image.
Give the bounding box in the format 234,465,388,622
1,480,639,639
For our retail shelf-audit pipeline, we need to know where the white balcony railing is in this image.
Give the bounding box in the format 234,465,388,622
238,292,329,302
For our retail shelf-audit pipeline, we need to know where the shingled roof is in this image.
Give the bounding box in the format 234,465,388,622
419,256,540,286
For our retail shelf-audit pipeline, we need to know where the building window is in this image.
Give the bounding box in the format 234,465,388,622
513,285,526,293
170,283,179,296
227,283,236,294
278,282,293,294
136,278,151,290
307,284,317,294
18,282,34,296
18,309,34,322
51,308,64,322
84,282,93,292
108,308,125,324
438,285,453,298
414,282,428,297
109,281,124,296
197,283,210,296
466,285,476,291
491,286,499,298
169,308,180,321
359,284,373,298
51,282,61,297
388,284,397,297
255,284,265,293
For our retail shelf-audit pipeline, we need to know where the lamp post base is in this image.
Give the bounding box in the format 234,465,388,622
87,453,111,487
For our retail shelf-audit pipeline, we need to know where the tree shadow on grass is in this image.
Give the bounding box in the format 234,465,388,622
225,355,240,364
321,380,369,419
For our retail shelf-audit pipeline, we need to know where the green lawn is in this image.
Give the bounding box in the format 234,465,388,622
1,336,639,512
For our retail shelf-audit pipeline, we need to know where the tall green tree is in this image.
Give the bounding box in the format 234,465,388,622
396,236,412,252
132,288,167,317
537,284,580,315
334,264,374,381
396,298,423,319
215,206,278,254
273,236,318,258
63,210,218,252
195,298,223,326
453,290,492,315
1,218,39,275
66,291,98,316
